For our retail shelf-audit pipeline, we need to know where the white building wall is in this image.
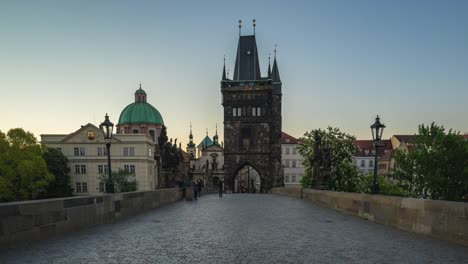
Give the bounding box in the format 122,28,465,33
41,125,158,196
352,156,375,175
282,144,305,187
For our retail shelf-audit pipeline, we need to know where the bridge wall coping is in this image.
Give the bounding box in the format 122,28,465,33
0,188,185,248
272,187,468,247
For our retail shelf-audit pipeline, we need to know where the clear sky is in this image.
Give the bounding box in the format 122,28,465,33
1,0,467,147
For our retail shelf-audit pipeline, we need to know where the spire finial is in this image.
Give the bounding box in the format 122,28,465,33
268,53,272,77
139,81,142,89
238,19,242,36
216,123,218,134
253,19,256,35
206,128,208,136
190,122,192,134
274,44,277,58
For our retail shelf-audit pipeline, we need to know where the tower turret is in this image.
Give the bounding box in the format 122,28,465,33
186,123,196,159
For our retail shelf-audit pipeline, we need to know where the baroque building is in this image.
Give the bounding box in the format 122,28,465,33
221,24,283,192
187,125,224,188
41,85,164,195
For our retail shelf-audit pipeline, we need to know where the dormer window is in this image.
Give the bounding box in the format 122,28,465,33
246,50,251,55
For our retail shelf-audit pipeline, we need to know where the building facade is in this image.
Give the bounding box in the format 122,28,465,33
281,132,305,187
41,85,165,195
221,26,283,192
41,124,158,195
187,126,224,188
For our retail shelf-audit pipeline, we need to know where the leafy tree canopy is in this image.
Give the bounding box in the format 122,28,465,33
298,127,362,192
393,123,468,201
40,147,73,198
0,128,54,202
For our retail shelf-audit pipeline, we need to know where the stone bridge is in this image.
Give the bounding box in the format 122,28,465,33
1,193,467,263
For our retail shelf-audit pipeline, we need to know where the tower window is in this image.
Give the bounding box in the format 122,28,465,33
233,107,242,117
252,107,262,117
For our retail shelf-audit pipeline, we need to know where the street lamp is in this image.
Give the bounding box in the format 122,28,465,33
100,113,114,193
370,115,386,194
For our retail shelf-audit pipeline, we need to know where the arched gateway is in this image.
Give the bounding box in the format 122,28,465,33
221,24,283,192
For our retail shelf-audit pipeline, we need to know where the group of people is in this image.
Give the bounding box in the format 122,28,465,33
191,179,224,200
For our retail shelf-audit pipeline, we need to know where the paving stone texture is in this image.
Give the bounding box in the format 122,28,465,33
1,194,467,264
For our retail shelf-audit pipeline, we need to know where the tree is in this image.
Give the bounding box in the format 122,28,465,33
98,169,137,193
40,147,73,198
0,128,54,202
298,127,362,192
393,123,468,201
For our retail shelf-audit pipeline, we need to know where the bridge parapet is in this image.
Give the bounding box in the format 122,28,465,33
0,188,184,248
272,187,468,247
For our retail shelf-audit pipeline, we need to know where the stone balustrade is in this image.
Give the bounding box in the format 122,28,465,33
272,187,468,247
0,188,184,248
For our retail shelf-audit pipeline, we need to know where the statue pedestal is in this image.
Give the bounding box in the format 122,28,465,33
310,168,331,190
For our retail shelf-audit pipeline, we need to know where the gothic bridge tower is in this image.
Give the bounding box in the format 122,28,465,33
221,21,283,192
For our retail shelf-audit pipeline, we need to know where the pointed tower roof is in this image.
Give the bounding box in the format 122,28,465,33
222,56,227,80
272,48,281,82
187,122,195,148
267,54,272,78
233,35,261,81
213,123,219,145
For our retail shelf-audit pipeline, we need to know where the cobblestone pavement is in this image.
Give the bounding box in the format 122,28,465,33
1,194,467,264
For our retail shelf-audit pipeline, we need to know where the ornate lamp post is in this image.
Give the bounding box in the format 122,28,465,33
100,113,114,193
370,115,386,194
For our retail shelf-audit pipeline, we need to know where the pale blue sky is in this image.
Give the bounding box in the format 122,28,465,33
1,0,467,146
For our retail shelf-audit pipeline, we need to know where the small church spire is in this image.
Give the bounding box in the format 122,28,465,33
189,122,193,138
222,55,227,80
213,123,219,145
272,44,281,82
268,53,272,78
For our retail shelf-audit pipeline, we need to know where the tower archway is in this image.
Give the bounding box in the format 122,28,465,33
232,163,262,193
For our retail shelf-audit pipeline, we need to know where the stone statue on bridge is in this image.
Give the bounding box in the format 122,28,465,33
309,130,331,190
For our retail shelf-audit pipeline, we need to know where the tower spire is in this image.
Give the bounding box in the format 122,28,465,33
222,55,227,80
272,44,281,82
213,123,219,145
268,53,272,78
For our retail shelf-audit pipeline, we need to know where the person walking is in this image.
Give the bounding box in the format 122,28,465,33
193,180,198,200
197,179,202,197
218,180,223,197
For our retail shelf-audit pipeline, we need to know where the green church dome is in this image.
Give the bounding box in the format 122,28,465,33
117,86,164,126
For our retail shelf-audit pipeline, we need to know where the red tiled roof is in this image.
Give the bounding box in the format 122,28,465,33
281,131,301,144
464,134,468,140
354,139,392,157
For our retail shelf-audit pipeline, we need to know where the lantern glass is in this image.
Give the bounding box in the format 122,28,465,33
99,114,114,143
